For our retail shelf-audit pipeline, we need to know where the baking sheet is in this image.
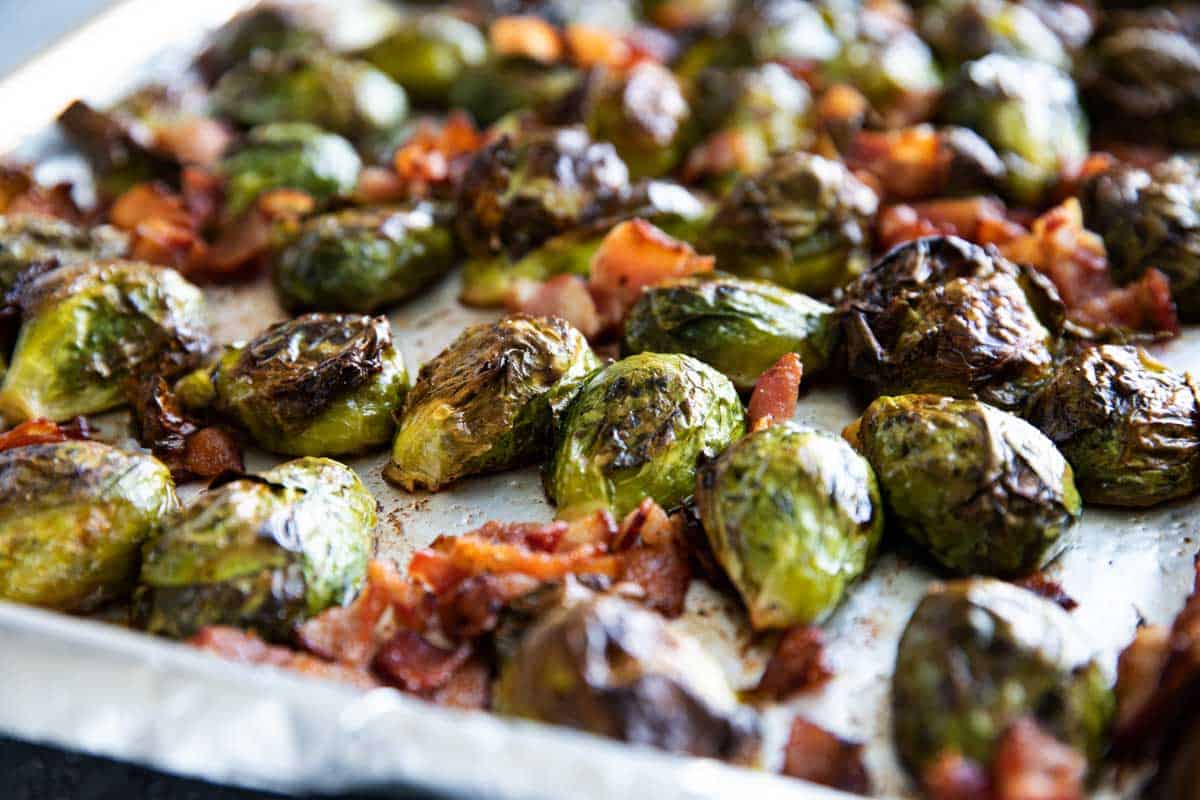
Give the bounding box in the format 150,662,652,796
1,2,1198,797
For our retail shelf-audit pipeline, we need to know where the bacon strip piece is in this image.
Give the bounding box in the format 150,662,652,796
747,353,803,432
0,418,84,452
781,717,871,794
506,275,602,339
754,625,833,699
589,219,715,317
991,718,1085,800
190,626,379,690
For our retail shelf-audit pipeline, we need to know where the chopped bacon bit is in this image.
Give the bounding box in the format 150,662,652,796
565,24,631,69
846,126,944,202
205,189,313,278
182,426,244,480
0,418,84,452
922,751,993,800
490,16,563,64
153,116,233,168
683,129,764,183
505,274,602,339
181,167,222,230
1013,573,1077,612
748,353,804,432
128,374,242,482
991,719,1085,800
110,182,192,230
589,219,714,314
190,626,379,690
434,535,619,583
556,509,618,552
781,717,872,794
755,626,833,699
1076,268,1179,338
1114,624,1170,735
109,181,210,273
619,540,691,617
392,112,485,198
436,572,542,639
877,196,1025,252
0,165,83,221
425,656,491,709
356,166,407,205
373,630,473,693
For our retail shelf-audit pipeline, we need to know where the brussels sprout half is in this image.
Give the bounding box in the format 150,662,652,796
1027,345,1200,508
584,62,694,180
547,352,745,520
448,59,581,127
0,440,178,611
695,422,882,629
360,13,487,106
893,578,1113,778
0,261,209,423
386,314,598,491
622,274,838,391
495,593,762,763
0,214,128,295
850,394,1080,576
136,457,375,641
273,205,456,313
918,0,1070,68
195,4,325,84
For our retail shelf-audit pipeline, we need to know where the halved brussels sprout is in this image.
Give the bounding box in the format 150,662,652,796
849,394,1081,576
360,13,487,106
840,236,1056,411
893,578,1113,779
219,122,362,218
942,54,1087,203
195,4,325,84
192,313,407,457
212,50,408,140
1079,157,1200,321
584,62,694,180
496,593,762,763
699,152,878,298
0,214,127,295
136,457,375,641
0,440,177,611
273,205,456,312
622,274,838,391
0,261,209,423
1027,345,1200,508
386,314,598,491
547,352,745,519
448,59,580,126
918,0,1070,68
695,422,882,629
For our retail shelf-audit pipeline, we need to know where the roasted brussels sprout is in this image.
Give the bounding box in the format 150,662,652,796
584,62,693,180
0,214,127,295
1079,157,1200,321
448,60,580,126
547,352,744,519
360,13,487,106
840,236,1056,411
893,579,1113,779
219,122,362,218
195,4,325,84
496,593,762,762
386,315,597,491
212,50,408,140
850,394,1081,576
622,274,838,391
0,261,209,423
918,0,1070,68
137,457,375,641
0,440,177,611
695,422,882,629
942,54,1087,203
192,314,407,457
699,152,877,298
273,205,456,312
1027,345,1200,508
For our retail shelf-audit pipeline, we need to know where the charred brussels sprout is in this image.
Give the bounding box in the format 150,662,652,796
219,122,362,218
622,274,838,391
360,13,487,106
197,314,407,457
195,4,324,84
273,205,455,312
584,62,693,180
942,54,1087,203
0,214,127,294
850,394,1081,576
448,59,580,126
0,261,209,423
547,352,744,519
0,441,177,611
918,0,1070,68
1027,345,1200,508
695,422,882,629
137,457,375,641
1079,157,1200,321
496,593,762,762
700,152,877,298
212,50,408,140
675,0,840,80
893,579,1113,778
386,315,597,491
840,236,1055,411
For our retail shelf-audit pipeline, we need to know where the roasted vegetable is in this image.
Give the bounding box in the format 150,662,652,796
850,394,1081,576
0,440,177,611
56,100,184,199
584,62,693,180
674,0,840,79
840,236,1056,412
699,152,877,298
942,54,1088,203
386,315,597,491
1027,345,1200,508
137,457,375,641
547,352,744,519
0,261,209,423
496,593,762,762
219,122,362,218
0,214,127,295
918,0,1071,68
695,422,882,629
448,59,580,126
195,4,325,84
893,579,1113,781
193,314,407,457
212,50,408,140
273,205,456,312
360,13,487,106
622,274,838,391
1079,157,1200,321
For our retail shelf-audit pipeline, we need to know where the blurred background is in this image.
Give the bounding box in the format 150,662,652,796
0,0,115,75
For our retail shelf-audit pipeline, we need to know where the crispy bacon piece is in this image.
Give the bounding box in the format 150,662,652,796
190,626,379,690
182,427,244,480
565,24,631,69
490,16,562,63
392,112,486,198
815,84,870,152
1013,573,1077,612
128,375,243,482
425,656,491,709
781,717,871,794
589,218,715,315
845,126,944,202
754,626,833,700
0,164,83,221
109,180,210,273
877,197,1025,252
683,129,762,184
747,353,803,432
373,630,473,693
1114,624,1170,738
991,719,1085,800
153,117,233,169
505,275,602,339
922,752,993,800
619,539,691,617
205,189,314,278
436,572,542,639
0,418,88,452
